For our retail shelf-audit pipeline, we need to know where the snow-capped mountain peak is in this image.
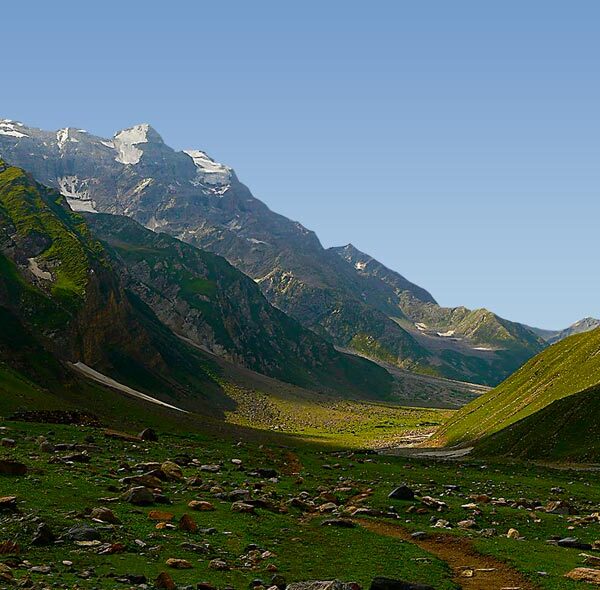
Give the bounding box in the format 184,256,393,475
184,149,232,194
112,123,156,165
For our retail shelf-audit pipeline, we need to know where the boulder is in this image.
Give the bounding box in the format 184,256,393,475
161,461,184,481
139,428,159,441
370,577,435,590
122,486,154,505
64,525,101,542
32,523,56,545
564,568,600,584
388,485,415,501
0,460,27,476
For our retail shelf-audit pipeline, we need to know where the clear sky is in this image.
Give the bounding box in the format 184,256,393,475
3,1,598,328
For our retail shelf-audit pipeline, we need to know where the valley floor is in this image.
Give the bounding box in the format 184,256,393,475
0,419,599,590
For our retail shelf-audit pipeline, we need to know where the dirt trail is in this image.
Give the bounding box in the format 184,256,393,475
358,519,540,590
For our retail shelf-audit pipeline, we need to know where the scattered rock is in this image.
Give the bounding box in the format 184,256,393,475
178,514,197,532
1,438,16,447
139,428,159,441
148,510,175,521
122,486,154,505
0,563,14,584
161,461,184,481
232,501,256,514
209,559,229,570
388,485,415,501
564,567,600,584
31,523,56,546
166,558,193,569
155,571,177,590
0,496,18,511
64,525,101,542
200,464,221,473
90,507,120,524
370,577,435,590
557,537,592,550
0,460,27,476
188,500,215,511
507,528,521,539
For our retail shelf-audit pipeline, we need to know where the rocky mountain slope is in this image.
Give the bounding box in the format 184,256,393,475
530,317,600,345
84,213,391,394
0,119,545,385
0,161,391,414
433,326,600,447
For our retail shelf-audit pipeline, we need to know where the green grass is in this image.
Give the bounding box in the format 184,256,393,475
1,419,598,590
474,384,600,462
435,327,600,447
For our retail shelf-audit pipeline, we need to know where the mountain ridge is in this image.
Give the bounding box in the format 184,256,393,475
0,118,547,385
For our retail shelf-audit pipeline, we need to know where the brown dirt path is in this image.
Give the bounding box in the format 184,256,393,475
358,519,540,590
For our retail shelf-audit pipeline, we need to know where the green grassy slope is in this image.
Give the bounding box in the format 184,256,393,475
475,384,600,462
433,327,600,446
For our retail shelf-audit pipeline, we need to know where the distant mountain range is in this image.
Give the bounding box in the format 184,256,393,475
0,118,596,386
529,317,600,345
0,159,391,417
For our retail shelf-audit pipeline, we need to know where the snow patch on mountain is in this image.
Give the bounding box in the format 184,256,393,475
0,120,28,138
58,176,98,213
184,149,232,195
113,124,150,165
56,128,80,149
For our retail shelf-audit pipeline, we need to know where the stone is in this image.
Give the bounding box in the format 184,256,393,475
507,528,520,539
188,500,215,511
582,554,600,567
65,525,101,542
1,438,16,447
257,468,278,478
232,501,256,514
166,558,193,569
564,568,600,584
388,485,415,501
287,582,360,590
148,510,175,521
0,460,27,476
370,577,435,590
161,461,184,481
271,574,287,589
209,559,229,570
179,514,197,532
0,563,14,583
90,507,120,524
457,519,477,529
200,464,221,473
557,537,592,550
122,486,154,505
155,571,177,590
0,496,18,511
139,428,159,441
420,496,448,511
229,489,252,502
31,523,56,545
0,540,19,554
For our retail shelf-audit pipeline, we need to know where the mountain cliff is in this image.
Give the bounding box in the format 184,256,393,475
0,119,546,385
0,161,391,414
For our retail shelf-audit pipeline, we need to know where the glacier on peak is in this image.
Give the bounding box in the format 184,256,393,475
184,149,232,194
113,123,153,165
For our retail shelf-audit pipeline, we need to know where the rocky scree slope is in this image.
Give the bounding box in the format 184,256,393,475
84,212,391,396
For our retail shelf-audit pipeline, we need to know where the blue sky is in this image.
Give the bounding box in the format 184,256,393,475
3,1,598,328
